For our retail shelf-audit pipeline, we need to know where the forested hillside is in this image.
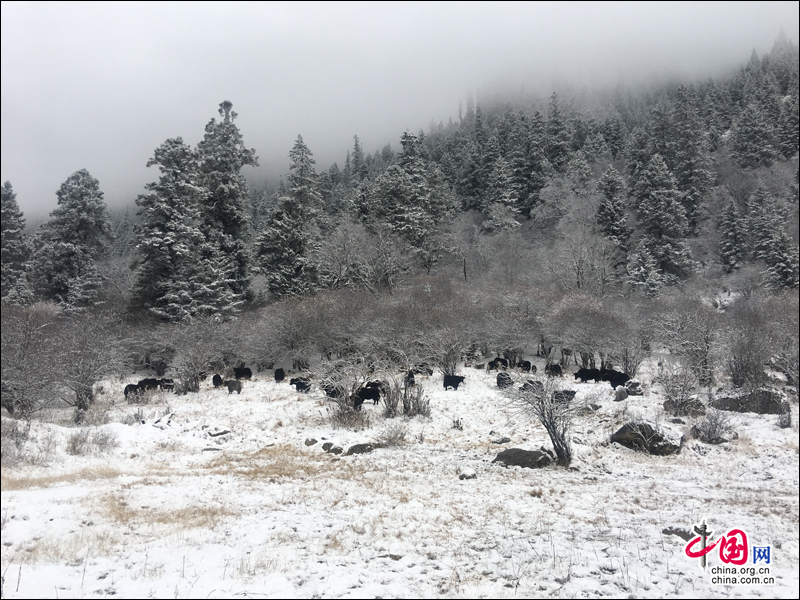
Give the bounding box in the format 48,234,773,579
1,35,798,418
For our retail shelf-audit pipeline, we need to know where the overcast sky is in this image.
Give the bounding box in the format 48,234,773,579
2,1,798,222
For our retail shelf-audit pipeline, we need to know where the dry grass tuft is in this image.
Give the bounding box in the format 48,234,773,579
100,492,238,531
1,466,122,491
17,528,123,564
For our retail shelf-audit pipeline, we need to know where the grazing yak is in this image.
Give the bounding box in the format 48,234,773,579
138,378,160,391
290,377,312,393
517,360,532,372
443,375,465,390
274,368,285,383
233,367,252,380
212,374,224,388
544,364,562,377
356,386,381,405
487,358,509,371
497,372,514,389
124,383,143,400
574,368,601,383
225,380,242,394
601,369,631,389
322,383,343,399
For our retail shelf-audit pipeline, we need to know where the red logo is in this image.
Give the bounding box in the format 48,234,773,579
686,528,749,565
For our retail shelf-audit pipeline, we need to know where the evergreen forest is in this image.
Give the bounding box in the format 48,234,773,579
2,36,798,417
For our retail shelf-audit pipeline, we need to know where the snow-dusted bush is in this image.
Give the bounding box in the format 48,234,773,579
507,377,578,466
382,378,430,418
691,409,738,444
377,423,407,447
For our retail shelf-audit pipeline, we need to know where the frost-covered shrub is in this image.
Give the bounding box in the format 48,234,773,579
377,423,407,447
382,378,430,418
690,409,738,444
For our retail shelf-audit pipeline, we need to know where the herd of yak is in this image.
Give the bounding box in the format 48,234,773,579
122,357,632,410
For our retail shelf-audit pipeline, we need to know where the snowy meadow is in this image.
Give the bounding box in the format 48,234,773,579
2,359,798,599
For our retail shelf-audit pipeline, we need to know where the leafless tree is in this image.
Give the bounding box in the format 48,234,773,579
653,299,719,386
50,311,127,411
506,377,582,466
1,302,62,417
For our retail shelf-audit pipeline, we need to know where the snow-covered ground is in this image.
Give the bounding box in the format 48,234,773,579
2,361,798,599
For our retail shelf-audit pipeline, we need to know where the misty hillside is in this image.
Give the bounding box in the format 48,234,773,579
2,26,800,599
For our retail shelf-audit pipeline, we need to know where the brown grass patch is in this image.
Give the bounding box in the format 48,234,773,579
100,492,238,531
202,444,370,483
17,528,123,564
1,466,123,491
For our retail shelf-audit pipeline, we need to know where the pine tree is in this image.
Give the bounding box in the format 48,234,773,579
632,155,694,282
746,182,784,260
1,181,34,304
624,127,653,194
32,170,111,308
731,102,778,167
255,136,323,299
763,230,799,289
719,200,746,273
565,151,592,197
351,135,368,182
133,137,212,320
196,101,259,303
626,245,664,297
777,93,799,159
671,86,714,234
596,166,631,248
546,93,572,173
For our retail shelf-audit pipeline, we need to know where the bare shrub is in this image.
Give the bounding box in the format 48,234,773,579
121,407,145,425
91,429,119,453
327,402,371,430
382,377,430,418
653,300,718,386
658,360,703,416
417,326,473,376
1,302,62,417
377,423,407,447
66,427,119,456
724,303,771,389
506,377,580,466
1,418,32,465
691,409,738,444
66,429,92,455
452,418,464,430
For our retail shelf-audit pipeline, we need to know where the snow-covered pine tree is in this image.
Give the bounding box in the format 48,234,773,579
746,182,784,260
132,137,210,321
546,93,572,173
595,166,631,249
196,100,259,306
762,230,800,290
626,245,665,297
671,86,714,234
32,169,112,308
731,102,779,168
1,181,34,304
632,155,694,283
255,135,323,299
624,127,654,197
719,200,746,273
565,151,592,197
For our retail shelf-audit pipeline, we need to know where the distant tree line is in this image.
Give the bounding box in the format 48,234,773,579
2,34,798,321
